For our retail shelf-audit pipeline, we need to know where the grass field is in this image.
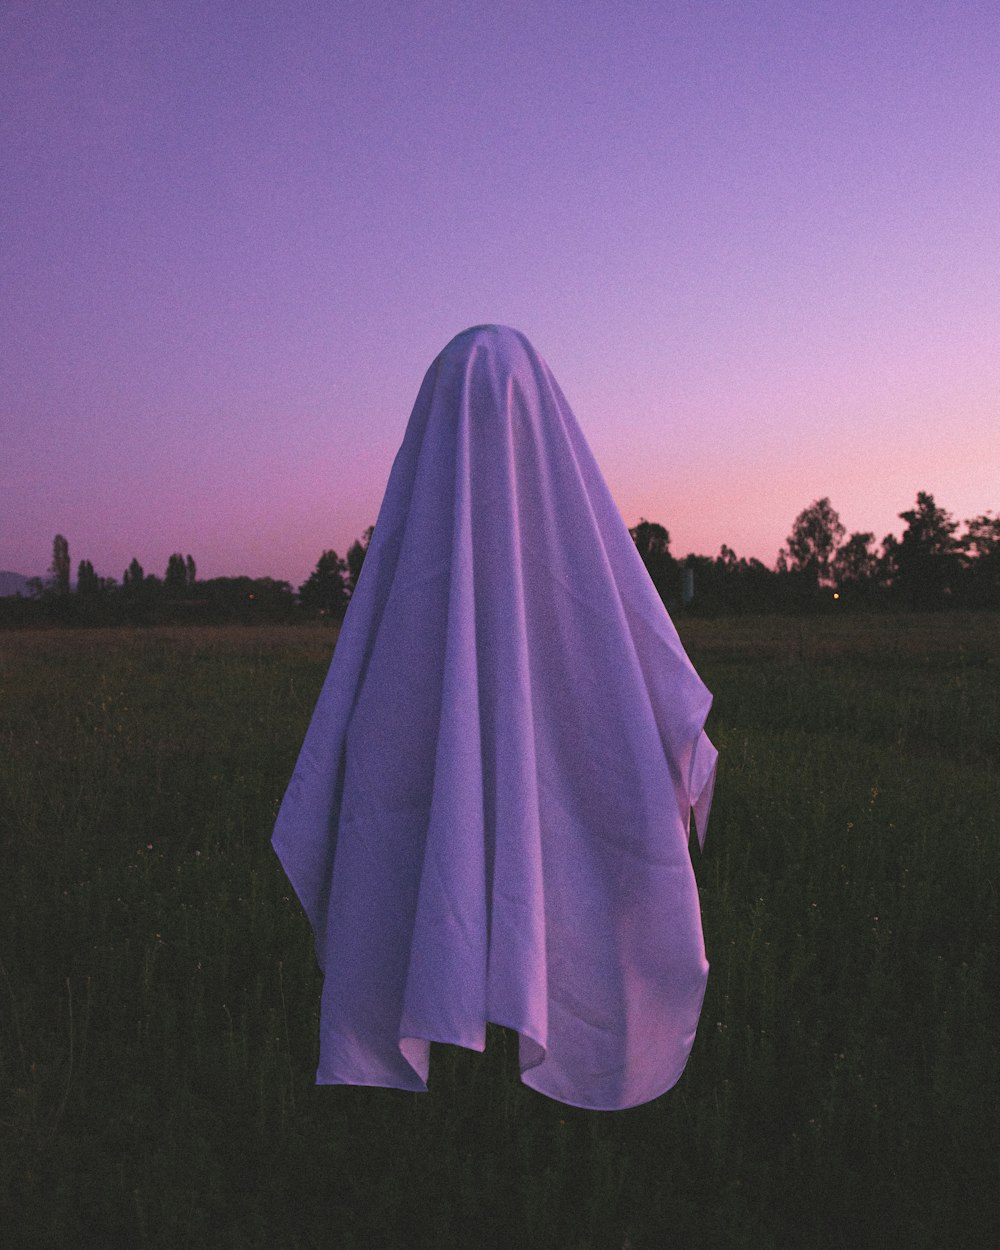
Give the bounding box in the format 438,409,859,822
1,616,997,1249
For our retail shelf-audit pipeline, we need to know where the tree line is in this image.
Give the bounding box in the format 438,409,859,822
1,527,377,628
4,551,283,628
3,492,997,628
633,492,999,614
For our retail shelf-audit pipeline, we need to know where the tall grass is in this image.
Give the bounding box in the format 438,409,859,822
1,617,997,1248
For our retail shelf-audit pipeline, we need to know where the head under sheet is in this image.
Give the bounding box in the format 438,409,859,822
273,324,717,1110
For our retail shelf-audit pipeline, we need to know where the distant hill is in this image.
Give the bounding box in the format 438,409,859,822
0,571,34,598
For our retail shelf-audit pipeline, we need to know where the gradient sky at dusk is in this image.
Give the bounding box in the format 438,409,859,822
4,0,998,587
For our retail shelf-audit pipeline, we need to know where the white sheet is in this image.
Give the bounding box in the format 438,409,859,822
273,325,717,1109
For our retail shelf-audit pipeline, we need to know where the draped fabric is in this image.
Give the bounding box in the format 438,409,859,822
273,325,717,1109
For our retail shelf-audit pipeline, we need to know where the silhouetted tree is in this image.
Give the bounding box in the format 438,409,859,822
961,512,1000,607
76,559,100,596
50,534,71,597
738,555,783,611
878,532,899,588
832,531,880,598
165,553,188,597
890,492,962,608
163,552,197,597
120,557,156,621
785,499,845,588
629,519,677,604
299,550,349,618
679,547,786,615
345,526,374,597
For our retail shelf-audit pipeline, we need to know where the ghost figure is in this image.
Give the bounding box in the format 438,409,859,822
273,325,717,1110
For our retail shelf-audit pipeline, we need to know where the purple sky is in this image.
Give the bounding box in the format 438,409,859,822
4,0,998,587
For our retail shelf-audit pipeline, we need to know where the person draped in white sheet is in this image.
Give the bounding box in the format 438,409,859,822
273,324,717,1110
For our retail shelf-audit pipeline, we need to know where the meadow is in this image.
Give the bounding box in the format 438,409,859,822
1,615,997,1249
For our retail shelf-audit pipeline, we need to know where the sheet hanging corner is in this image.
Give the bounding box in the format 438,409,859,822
689,730,718,851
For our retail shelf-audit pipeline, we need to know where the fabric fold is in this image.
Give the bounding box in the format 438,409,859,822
690,731,719,851
272,324,718,1109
